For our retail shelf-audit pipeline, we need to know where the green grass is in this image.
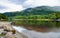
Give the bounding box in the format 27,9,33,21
0,33,5,36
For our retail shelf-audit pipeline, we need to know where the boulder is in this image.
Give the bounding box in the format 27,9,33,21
5,32,16,38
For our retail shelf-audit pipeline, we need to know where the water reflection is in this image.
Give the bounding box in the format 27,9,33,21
13,26,60,38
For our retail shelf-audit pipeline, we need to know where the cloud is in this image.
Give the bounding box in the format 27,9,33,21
0,0,24,13
23,0,60,8
9,0,26,4
0,5,7,10
0,0,60,13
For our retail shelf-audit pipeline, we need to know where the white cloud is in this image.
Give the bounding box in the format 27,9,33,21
0,0,24,13
23,0,60,7
0,0,60,13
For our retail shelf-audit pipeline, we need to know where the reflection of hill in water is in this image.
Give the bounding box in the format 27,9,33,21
13,26,60,38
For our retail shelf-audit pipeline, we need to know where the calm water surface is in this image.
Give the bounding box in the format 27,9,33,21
13,26,60,38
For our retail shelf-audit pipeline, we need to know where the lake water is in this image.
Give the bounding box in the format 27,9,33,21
12,26,60,38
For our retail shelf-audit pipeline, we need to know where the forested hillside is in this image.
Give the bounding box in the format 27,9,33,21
3,6,60,28
4,6,58,17
0,13,8,21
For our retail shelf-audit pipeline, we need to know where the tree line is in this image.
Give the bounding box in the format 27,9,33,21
12,12,60,28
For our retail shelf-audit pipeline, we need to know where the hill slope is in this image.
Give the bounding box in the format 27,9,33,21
3,6,60,17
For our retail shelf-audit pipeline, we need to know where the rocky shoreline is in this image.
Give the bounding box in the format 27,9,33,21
0,22,28,38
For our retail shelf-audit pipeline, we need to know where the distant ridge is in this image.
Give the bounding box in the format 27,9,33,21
3,6,60,17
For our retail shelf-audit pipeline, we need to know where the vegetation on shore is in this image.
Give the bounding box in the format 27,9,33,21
0,13,8,21
1,6,60,28
12,12,60,28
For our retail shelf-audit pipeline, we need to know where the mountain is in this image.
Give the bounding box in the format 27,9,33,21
3,6,60,17
52,6,60,11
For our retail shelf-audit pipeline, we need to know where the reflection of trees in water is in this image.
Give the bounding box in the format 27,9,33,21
56,21,60,27
14,19,59,28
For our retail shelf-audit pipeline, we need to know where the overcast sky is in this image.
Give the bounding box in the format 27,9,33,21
0,0,60,13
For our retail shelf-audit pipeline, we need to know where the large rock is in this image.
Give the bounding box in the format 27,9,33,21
0,29,4,34
5,32,16,38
